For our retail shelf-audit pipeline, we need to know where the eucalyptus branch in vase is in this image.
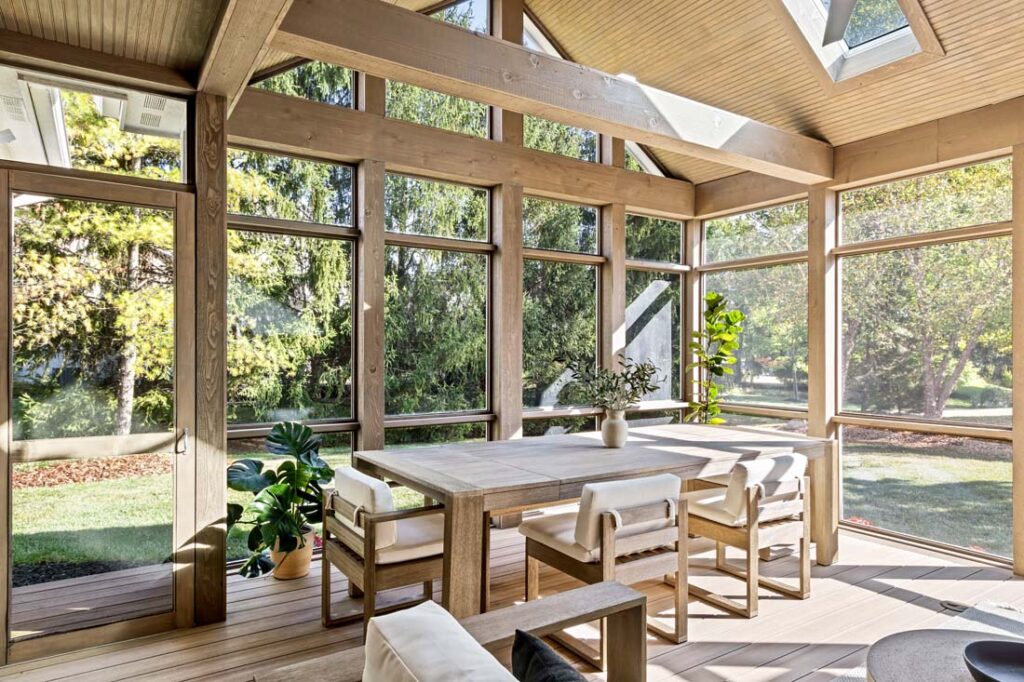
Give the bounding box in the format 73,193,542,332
569,356,661,448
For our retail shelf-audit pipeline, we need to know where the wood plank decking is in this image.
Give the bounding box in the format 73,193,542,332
0,522,1021,681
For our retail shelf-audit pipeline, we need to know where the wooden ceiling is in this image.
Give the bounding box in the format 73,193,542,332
3,0,1023,184
0,0,223,71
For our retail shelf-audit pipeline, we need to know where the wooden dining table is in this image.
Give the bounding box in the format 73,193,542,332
353,423,838,618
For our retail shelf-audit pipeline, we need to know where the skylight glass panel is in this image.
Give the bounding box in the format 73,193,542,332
432,0,488,33
821,0,909,48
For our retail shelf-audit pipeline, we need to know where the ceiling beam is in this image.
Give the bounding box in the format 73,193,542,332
272,0,835,184
0,29,193,95
230,88,695,217
198,0,294,113
695,173,809,219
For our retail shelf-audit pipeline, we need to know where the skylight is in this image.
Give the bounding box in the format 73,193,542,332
820,0,909,48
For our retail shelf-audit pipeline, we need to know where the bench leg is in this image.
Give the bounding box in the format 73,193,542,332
606,601,647,682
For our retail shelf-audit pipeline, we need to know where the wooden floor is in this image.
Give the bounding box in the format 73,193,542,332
0,522,1021,681
10,565,173,641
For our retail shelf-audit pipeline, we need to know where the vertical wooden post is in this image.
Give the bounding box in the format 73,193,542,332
1012,144,1024,575
491,0,523,146
600,135,626,372
807,185,839,566
683,219,702,416
0,169,11,663
194,92,228,623
491,183,523,440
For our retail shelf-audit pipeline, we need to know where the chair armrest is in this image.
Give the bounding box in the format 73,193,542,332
363,503,446,526
460,581,646,652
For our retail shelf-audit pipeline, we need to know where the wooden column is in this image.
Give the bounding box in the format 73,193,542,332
491,183,524,440
491,0,523,146
355,75,386,452
683,219,702,414
600,135,626,371
806,185,839,566
0,169,11,665
194,92,228,623
1012,144,1024,575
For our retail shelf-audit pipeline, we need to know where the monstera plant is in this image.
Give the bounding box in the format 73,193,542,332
227,421,334,579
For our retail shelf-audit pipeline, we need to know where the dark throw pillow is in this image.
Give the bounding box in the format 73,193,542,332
511,629,587,682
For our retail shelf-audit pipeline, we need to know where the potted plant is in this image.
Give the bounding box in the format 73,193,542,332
227,421,334,579
686,291,745,425
570,356,661,447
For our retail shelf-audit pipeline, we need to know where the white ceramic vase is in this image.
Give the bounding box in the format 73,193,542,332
601,409,628,448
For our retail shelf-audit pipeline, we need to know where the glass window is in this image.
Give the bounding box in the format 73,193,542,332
254,61,354,108
821,0,909,48
12,195,175,440
626,271,681,401
625,149,647,173
842,426,1011,557
385,174,488,241
841,237,1011,425
721,414,808,434
626,214,682,262
525,115,598,163
627,409,682,427
385,423,487,448
385,247,487,415
523,260,598,407
385,82,489,138
704,202,807,263
523,197,598,253
0,66,185,182
227,231,353,424
524,416,595,437
703,263,809,408
431,0,489,32
228,149,354,227
841,158,1012,244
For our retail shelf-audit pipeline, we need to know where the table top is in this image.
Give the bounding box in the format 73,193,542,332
866,628,1024,682
353,424,828,507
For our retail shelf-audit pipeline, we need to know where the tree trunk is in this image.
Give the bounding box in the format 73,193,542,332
114,240,140,435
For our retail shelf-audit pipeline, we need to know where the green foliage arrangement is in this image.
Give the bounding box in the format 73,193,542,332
569,357,661,411
226,422,334,578
687,292,745,425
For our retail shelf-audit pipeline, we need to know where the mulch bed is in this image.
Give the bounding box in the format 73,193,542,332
13,454,173,489
12,560,159,587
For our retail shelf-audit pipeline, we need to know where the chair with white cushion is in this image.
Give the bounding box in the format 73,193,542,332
684,453,810,619
322,467,446,635
518,473,687,670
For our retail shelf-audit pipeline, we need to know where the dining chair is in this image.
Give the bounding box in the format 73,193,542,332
517,473,687,671
684,453,810,619
321,467,446,637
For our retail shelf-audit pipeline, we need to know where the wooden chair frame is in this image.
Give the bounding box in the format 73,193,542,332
260,582,648,682
321,490,446,635
524,496,688,671
685,475,811,619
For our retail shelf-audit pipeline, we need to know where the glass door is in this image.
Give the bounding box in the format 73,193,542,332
2,171,194,657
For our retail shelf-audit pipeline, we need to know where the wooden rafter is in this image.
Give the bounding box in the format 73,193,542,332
198,0,294,113
271,0,834,184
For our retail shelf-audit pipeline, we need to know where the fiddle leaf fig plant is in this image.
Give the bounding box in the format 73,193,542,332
227,421,334,578
686,291,745,425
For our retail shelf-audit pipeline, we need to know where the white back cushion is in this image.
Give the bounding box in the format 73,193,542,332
723,453,808,522
334,468,398,549
363,600,516,682
574,473,682,550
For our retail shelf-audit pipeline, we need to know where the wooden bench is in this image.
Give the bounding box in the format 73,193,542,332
255,581,648,682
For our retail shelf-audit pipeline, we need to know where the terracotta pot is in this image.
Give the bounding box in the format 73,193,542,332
601,409,628,448
270,527,316,580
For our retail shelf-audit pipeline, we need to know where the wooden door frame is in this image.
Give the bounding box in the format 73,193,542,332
0,170,197,663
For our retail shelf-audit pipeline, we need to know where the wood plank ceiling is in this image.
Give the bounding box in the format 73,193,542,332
2,0,1023,185
0,0,224,71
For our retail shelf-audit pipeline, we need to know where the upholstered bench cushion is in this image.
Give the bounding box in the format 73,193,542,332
364,600,516,682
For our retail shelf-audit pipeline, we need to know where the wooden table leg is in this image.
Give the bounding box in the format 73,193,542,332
443,493,485,618
810,440,839,566
605,600,647,682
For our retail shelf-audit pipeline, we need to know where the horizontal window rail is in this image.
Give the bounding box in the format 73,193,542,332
719,403,809,420
10,432,178,464
228,420,360,440
696,250,808,273
384,231,496,253
227,213,360,239
624,259,690,273
841,521,1012,568
833,220,1012,257
383,411,495,428
523,405,603,419
522,247,606,266
1,157,194,195
832,412,1012,441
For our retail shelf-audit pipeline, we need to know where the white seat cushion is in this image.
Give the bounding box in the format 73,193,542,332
684,488,743,526
334,468,398,549
364,600,516,682
376,514,445,564
575,473,682,551
519,512,597,563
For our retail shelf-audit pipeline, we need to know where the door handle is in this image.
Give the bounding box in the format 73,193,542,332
176,427,190,455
